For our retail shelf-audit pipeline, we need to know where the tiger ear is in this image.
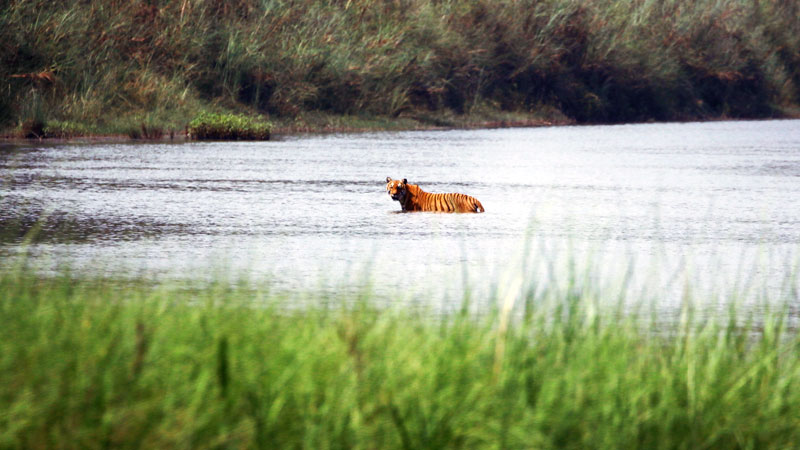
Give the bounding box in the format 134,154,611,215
402,178,407,185
386,176,392,183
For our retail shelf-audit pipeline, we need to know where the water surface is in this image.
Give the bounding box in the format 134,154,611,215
2,120,799,308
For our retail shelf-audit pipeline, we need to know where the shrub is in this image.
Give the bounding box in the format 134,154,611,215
124,122,164,140
187,112,272,140
19,119,45,138
42,120,91,138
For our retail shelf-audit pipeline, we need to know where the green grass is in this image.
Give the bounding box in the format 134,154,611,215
188,112,272,140
1,268,799,448
1,0,799,136
41,120,91,139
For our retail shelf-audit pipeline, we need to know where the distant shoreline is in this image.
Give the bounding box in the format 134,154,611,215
4,110,800,144
3,0,799,143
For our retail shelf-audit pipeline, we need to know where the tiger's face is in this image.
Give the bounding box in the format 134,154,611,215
386,177,408,203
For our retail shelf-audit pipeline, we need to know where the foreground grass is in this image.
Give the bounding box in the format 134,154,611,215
1,272,799,449
2,0,799,137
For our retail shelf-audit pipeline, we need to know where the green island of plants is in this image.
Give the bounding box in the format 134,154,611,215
2,0,800,138
1,268,799,448
187,112,272,140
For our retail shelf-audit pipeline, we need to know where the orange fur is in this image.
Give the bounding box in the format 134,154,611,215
386,177,485,213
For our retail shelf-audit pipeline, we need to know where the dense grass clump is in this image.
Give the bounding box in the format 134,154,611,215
1,0,799,134
1,271,799,448
188,112,272,140
41,120,91,139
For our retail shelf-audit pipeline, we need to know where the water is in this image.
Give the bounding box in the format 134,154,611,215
2,120,800,308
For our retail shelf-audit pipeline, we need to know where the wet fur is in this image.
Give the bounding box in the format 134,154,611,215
386,177,485,213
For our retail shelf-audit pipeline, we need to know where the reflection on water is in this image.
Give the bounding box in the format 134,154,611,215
1,119,800,309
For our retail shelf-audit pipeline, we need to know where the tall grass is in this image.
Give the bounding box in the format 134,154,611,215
1,0,799,134
1,268,799,448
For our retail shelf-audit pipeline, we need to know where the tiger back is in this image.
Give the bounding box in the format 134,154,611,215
386,177,485,213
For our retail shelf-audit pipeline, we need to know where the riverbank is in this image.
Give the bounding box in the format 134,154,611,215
2,0,799,139
0,107,572,141
5,107,799,143
2,270,799,448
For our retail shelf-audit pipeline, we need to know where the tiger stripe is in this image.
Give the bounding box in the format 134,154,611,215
386,177,485,213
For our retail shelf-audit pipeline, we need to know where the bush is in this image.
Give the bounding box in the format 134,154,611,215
19,119,45,138
124,122,164,140
187,112,272,140
42,120,91,138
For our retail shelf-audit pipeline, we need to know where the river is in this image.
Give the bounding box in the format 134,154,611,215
2,119,799,311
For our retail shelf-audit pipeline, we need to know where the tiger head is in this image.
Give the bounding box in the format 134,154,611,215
386,177,408,203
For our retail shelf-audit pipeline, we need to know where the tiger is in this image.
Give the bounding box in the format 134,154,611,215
385,177,485,213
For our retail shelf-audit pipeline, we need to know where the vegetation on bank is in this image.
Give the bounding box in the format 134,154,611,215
1,269,799,448
187,112,272,140
1,0,799,137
